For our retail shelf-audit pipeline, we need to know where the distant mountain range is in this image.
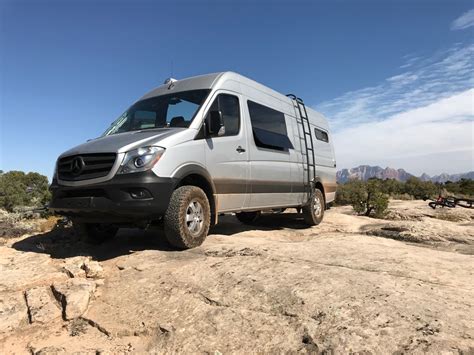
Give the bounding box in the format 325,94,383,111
336,165,474,184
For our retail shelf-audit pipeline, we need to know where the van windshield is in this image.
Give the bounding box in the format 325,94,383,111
102,89,210,136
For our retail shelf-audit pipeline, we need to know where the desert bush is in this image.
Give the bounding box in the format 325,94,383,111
337,176,460,201
404,177,438,199
337,179,389,218
335,181,360,205
0,171,51,212
360,179,389,217
380,178,405,196
444,179,474,197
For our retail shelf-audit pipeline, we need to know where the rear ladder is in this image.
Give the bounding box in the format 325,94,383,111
287,94,316,201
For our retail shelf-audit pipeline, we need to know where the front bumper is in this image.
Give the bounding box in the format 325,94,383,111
49,171,177,222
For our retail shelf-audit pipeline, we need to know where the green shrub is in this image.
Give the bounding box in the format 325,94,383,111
356,179,389,218
336,179,389,218
0,171,51,212
404,177,438,199
380,178,404,196
444,179,474,197
335,181,360,205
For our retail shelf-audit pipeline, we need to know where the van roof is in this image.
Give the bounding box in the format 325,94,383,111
139,72,329,128
140,71,286,103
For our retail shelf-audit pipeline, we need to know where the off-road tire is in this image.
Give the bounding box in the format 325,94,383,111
164,186,211,249
302,188,325,226
235,211,261,224
72,220,118,244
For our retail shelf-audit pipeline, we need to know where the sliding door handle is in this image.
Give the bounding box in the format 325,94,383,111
236,146,246,153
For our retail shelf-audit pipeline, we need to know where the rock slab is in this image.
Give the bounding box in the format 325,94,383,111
82,260,104,279
25,286,62,324
62,264,86,278
52,279,96,320
0,291,28,333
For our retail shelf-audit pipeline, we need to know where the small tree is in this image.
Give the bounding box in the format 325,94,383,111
0,171,51,212
349,179,389,218
24,172,51,205
346,180,367,214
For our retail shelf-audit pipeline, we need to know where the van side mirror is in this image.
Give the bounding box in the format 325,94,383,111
208,110,225,136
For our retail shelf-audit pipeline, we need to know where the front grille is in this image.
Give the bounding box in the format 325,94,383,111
57,153,117,181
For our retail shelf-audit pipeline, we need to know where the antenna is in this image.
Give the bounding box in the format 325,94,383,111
164,59,177,87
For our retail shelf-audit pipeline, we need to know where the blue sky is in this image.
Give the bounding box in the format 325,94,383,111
1,0,473,179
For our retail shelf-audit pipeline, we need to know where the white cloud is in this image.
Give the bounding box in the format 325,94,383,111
399,55,421,69
315,43,474,175
451,9,474,30
317,43,474,132
332,90,474,175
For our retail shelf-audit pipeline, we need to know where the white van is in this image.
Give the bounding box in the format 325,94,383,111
49,72,337,249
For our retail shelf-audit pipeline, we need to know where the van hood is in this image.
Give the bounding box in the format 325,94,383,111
59,129,183,158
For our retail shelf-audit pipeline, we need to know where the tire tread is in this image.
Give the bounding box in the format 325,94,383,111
164,186,210,249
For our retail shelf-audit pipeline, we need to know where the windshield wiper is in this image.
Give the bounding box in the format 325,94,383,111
130,126,170,133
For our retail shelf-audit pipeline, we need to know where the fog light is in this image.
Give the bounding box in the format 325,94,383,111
129,188,152,199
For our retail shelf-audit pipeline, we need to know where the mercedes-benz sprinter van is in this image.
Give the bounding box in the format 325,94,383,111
49,72,337,249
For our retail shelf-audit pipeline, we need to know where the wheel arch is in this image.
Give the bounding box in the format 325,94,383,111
312,177,326,205
172,165,217,225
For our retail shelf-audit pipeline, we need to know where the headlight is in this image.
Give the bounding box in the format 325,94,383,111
117,146,165,174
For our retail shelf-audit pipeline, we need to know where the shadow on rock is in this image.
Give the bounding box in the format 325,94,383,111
211,212,309,236
11,223,175,261
12,212,309,261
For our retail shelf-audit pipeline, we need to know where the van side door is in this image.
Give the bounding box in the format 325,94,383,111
244,99,293,209
204,92,249,212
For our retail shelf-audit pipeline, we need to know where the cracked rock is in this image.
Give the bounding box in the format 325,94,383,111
62,264,86,278
52,279,96,320
82,260,104,279
34,346,66,355
25,286,62,324
63,256,89,267
61,256,89,278
0,291,28,333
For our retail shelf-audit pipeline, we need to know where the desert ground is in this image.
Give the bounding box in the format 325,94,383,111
0,200,473,354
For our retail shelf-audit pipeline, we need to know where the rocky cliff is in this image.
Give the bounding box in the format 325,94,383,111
336,165,473,183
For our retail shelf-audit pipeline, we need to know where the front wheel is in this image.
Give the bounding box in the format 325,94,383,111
164,186,211,249
302,189,325,226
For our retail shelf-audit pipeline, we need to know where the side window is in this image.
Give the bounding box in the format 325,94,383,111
247,100,294,151
206,94,240,137
314,128,329,143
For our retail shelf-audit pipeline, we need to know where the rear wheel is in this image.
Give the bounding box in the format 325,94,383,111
72,221,118,244
235,211,261,224
164,186,211,249
302,188,325,226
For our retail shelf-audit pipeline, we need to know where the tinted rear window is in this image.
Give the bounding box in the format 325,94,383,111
314,128,329,143
247,101,293,151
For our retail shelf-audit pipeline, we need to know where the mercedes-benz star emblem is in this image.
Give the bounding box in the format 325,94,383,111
70,157,84,176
